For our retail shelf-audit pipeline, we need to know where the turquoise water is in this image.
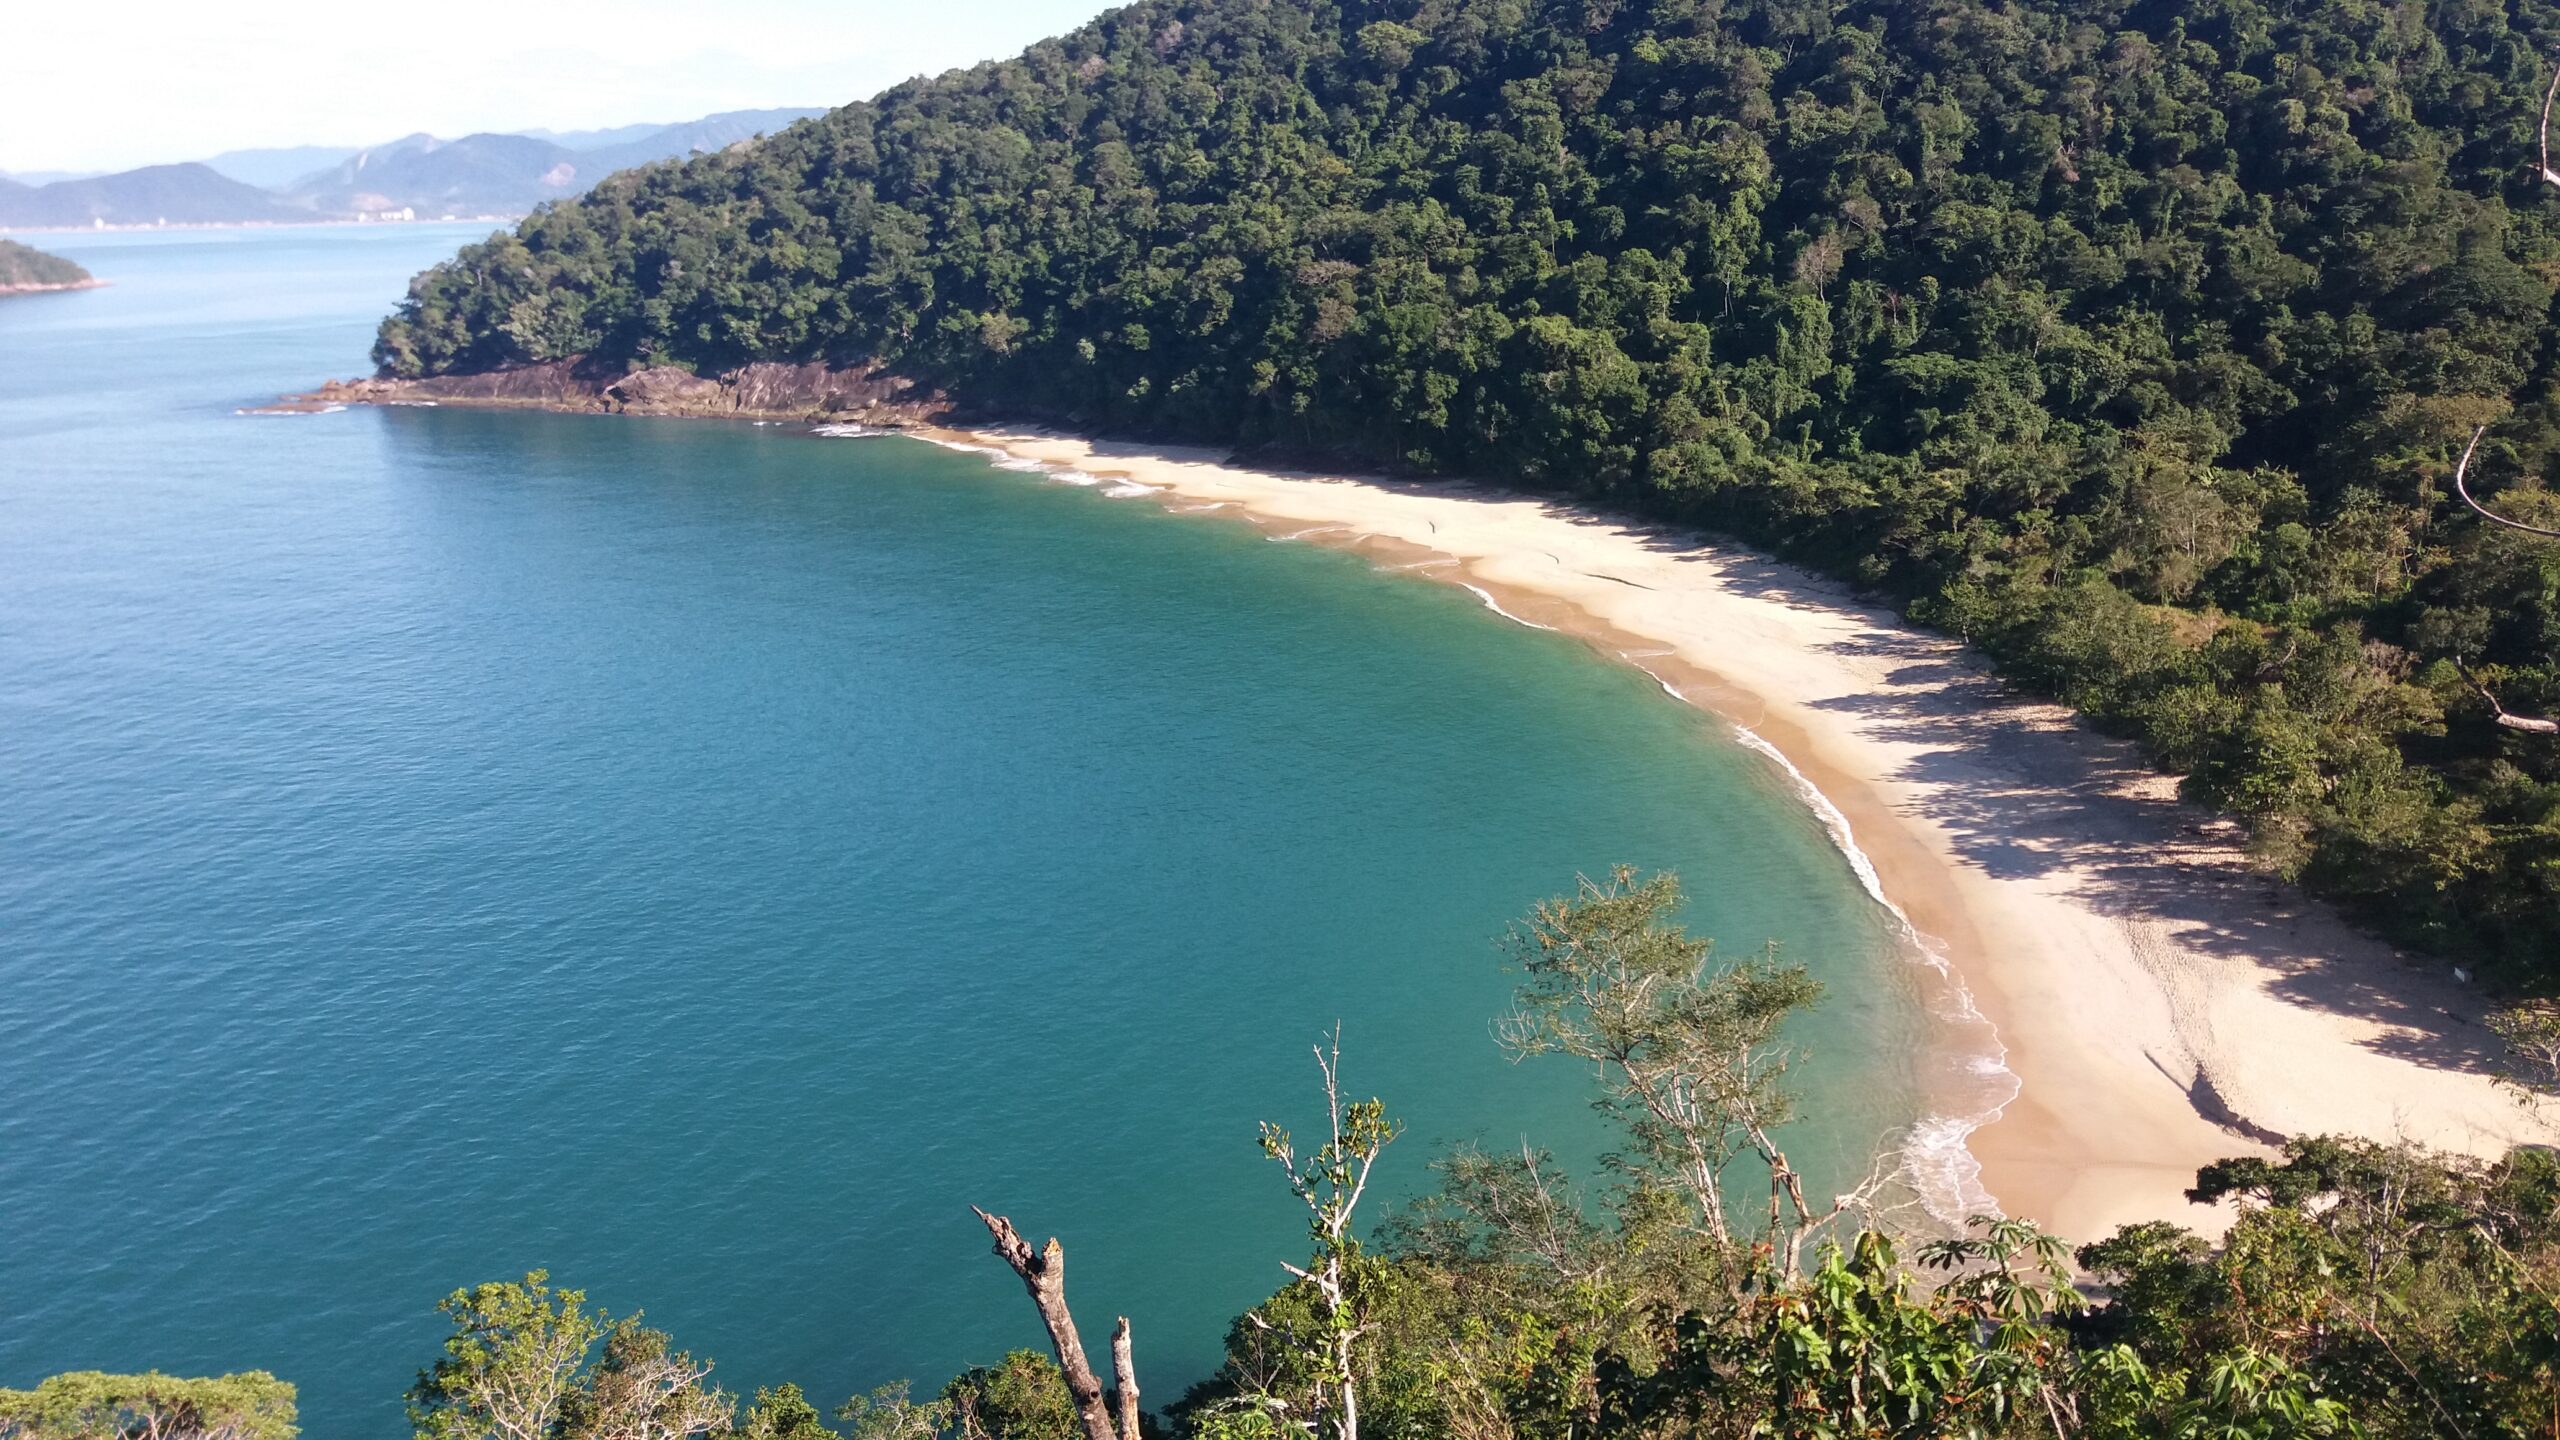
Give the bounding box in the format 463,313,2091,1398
0,227,1924,1433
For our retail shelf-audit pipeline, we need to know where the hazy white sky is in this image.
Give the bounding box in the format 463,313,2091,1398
2,0,1111,174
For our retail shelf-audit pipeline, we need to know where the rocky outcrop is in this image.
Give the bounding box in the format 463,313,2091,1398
292,358,947,425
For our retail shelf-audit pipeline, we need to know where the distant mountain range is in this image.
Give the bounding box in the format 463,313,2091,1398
0,109,824,229
0,165,305,228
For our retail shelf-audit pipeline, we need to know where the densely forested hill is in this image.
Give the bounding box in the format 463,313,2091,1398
0,238,93,290
379,0,2560,981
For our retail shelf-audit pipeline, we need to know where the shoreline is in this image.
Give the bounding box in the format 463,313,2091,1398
0,278,109,296
902,423,2557,1242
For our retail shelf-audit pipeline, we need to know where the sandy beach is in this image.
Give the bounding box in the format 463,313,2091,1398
932,424,2558,1242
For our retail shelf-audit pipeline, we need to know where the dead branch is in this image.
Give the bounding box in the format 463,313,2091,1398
971,1207,1128,1440
2541,59,2560,186
1110,1318,1140,1440
2446,422,2560,732
2452,424,2560,540
2458,660,2560,733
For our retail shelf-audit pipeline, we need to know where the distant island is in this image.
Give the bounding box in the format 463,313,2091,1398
0,238,99,294
0,109,825,229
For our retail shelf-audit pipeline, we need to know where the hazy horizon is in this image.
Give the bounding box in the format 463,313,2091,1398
3,0,1110,174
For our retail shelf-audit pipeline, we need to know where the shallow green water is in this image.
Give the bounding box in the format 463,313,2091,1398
0,225,1929,1433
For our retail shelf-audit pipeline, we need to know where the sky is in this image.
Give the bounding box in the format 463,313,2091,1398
1,0,1112,175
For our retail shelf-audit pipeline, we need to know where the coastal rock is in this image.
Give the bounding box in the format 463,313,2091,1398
294,357,945,425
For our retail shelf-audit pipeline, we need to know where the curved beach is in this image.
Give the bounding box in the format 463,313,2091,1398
934,424,2559,1242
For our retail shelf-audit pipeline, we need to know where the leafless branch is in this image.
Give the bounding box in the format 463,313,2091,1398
2452,424,2560,540
1109,1318,1140,1440
971,1207,1130,1440
2539,59,2560,186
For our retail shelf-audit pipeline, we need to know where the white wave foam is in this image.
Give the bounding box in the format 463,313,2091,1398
1725,723,2018,1224
910,433,1143,490
884,425,2017,1222
810,422,885,438
1458,583,1559,631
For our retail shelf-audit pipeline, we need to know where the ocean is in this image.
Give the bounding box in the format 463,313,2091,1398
0,224,1925,1433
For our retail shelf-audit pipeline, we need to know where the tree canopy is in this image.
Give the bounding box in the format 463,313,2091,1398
378,0,2560,984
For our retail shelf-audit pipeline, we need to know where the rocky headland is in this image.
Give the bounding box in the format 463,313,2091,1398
286,358,945,425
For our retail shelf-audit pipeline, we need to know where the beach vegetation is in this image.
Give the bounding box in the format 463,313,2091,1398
9,874,2558,1437
373,0,2560,990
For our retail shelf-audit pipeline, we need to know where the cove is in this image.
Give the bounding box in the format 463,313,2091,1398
0,226,1924,1434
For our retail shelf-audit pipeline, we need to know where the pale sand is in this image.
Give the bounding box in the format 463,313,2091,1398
928,424,2558,1243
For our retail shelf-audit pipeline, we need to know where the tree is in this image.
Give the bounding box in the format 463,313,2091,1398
967,1214,1140,1440
729,1386,840,1440
411,1273,606,1440
937,1354,1079,1440
2488,999,2560,1099
1598,1220,2086,1438
1248,1030,1400,1440
1497,867,1869,1280
409,1272,731,1440
557,1323,732,1440
0,1372,296,1440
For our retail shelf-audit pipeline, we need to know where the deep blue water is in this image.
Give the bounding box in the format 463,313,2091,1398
0,226,1921,1433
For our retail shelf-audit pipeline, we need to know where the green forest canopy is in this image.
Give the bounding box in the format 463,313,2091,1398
377,0,2560,983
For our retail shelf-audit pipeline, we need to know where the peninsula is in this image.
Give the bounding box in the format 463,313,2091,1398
0,238,100,295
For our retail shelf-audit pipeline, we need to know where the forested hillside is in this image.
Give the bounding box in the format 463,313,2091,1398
377,0,2560,980
0,240,91,291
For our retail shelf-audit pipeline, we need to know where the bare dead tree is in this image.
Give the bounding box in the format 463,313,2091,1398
2446,427,2560,734
2457,660,2560,734
1109,1319,1140,1440
970,1208,1142,1440
2435,80,2560,736
2451,424,2560,542
2539,58,2560,186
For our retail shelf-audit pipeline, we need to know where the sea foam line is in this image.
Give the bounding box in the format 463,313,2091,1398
899,432,1173,494
922,427,2016,1222
1458,583,1561,631
1723,722,2017,1224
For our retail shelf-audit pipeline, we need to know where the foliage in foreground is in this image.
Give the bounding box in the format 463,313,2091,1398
376,0,2560,983
11,874,2557,1437
0,1370,296,1440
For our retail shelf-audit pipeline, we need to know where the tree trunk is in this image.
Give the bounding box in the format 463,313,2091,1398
1110,1317,1140,1440
973,1207,1125,1440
